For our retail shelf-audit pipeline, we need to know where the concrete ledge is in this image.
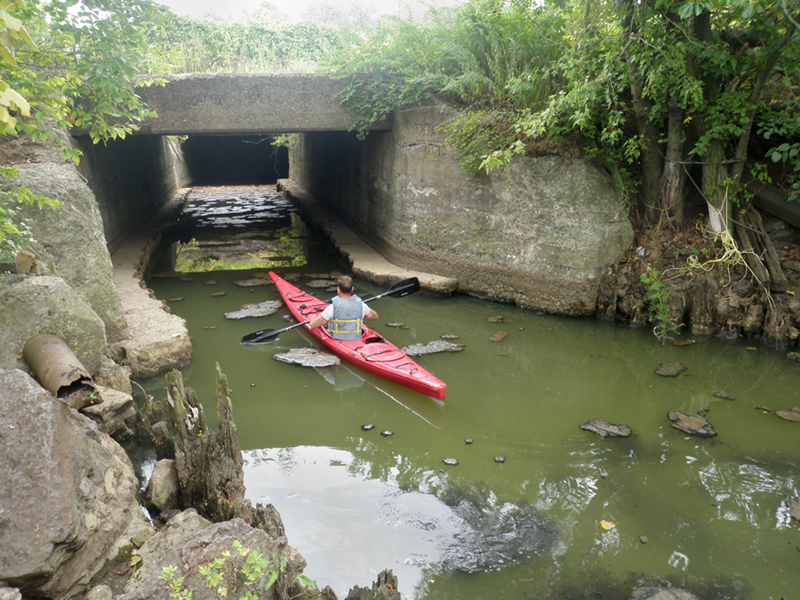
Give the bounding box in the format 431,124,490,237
110,194,193,379
278,179,457,295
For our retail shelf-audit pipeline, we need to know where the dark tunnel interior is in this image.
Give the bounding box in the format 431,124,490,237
181,135,289,186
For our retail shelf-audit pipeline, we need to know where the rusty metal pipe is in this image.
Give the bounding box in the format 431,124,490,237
23,333,102,409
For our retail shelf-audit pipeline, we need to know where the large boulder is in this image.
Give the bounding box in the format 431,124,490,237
0,275,107,374
0,369,153,599
0,130,128,342
116,510,314,600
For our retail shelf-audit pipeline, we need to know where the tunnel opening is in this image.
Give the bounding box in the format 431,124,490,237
181,134,289,186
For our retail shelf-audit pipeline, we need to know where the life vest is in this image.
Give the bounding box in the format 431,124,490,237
328,296,364,340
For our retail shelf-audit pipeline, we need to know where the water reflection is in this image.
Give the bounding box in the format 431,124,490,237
244,445,558,593
699,459,797,528
153,187,307,272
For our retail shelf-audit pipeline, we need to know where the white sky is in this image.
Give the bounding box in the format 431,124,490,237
156,0,453,22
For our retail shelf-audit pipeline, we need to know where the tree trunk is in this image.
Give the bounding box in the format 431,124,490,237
659,92,685,226
702,139,731,234
619,0,663,224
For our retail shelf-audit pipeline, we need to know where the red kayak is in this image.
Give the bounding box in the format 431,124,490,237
270,271,447,400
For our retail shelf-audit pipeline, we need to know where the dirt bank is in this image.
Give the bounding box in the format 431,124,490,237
596,211,800,347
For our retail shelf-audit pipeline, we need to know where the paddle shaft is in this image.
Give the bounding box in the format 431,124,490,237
241,277,419,345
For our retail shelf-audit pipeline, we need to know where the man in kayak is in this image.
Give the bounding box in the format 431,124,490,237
308,275,378,340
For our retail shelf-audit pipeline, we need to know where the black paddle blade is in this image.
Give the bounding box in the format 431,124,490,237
241,319,310,345
387,277,420,297
367,277,420,302
240,328,279,345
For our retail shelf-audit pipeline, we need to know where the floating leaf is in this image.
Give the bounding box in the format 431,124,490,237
600,520,616,530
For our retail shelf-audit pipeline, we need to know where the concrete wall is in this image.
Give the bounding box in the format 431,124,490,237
289,99,634,316
74,135,185,250
129,73,391,136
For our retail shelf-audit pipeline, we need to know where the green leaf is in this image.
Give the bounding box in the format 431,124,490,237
293,574,316,588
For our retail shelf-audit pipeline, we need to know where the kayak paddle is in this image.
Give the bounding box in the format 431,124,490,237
241,276,421,345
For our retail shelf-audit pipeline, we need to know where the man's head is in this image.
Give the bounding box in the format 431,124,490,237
337,275,354,295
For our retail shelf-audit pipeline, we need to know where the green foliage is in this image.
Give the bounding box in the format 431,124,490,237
160,565,193,600
270,134,291,149
9,0,167,147
160,544,316,600
638,268,684,343
175,230,306,272
153,12,345,74
0,0,34,134
328,0,563,145
0,0,168,264
438,109,519,176
759,98,800,202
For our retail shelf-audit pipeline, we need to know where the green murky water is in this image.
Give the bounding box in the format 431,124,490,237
144,188,800,600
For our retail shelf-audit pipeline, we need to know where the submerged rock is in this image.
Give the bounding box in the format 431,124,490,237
656,362,687,377
306,279,337,289
273,347,340,368
628,584,700,600
437,492,559,573
668,410,717,437
224,300,283,320
488,331,508,342
776,407,800,422
232,278,270,287
403,340,465,356
713,391,735,400
579,419,632,438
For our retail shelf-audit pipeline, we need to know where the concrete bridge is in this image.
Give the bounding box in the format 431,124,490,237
131,73,389,136
74,72,636,316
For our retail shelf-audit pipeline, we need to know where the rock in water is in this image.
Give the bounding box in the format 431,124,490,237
776,407,800,422
580,419,632,438
273,347,340,368
629,584,701,600
344,569,401,600
225,300,283,319
656,362,687,377
306,279,337,289
668,410,717,437
402,340,465,356
232,278,270,287
437,494,558,573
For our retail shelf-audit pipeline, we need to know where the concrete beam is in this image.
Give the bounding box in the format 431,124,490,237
128,73,391,136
